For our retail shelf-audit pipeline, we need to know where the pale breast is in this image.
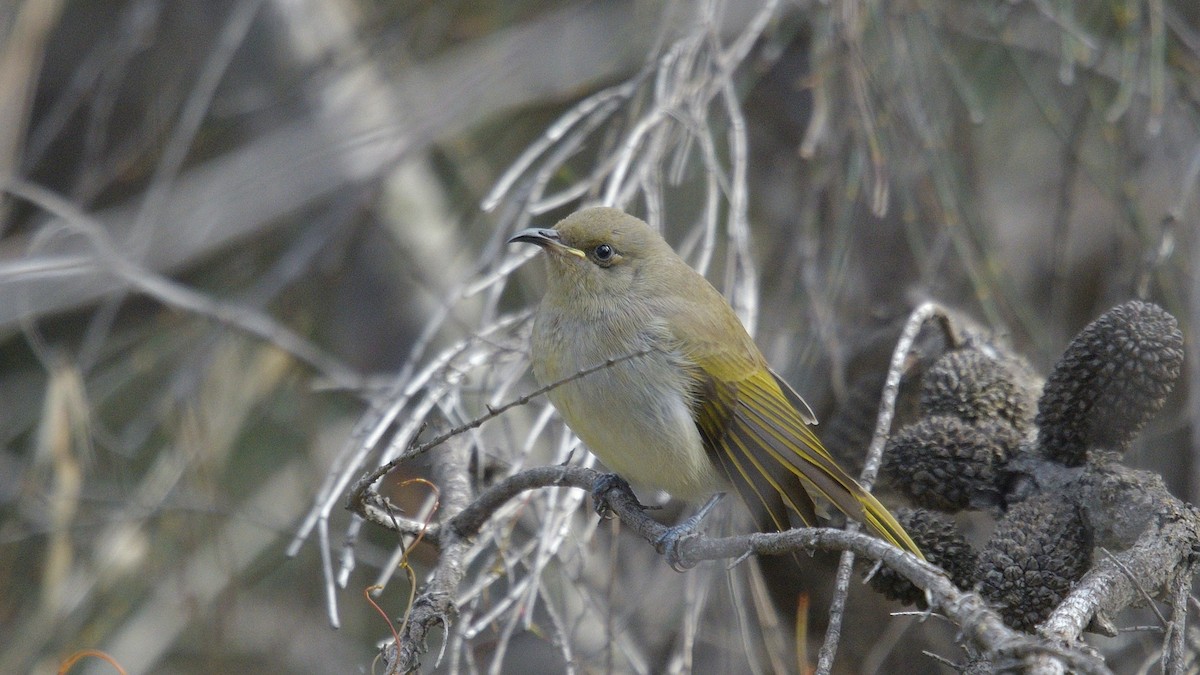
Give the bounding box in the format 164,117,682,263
530,309,727,501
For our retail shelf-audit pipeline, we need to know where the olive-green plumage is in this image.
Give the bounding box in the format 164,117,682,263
510,207,922,558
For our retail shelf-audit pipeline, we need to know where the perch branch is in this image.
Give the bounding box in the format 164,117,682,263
352,463,1113,674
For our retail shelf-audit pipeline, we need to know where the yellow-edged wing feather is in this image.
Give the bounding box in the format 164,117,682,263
697,359,922,557
666,294,922,558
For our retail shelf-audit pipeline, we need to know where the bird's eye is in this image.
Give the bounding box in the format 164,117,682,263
593,244,614,261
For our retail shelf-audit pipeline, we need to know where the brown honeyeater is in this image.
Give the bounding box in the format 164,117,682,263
510,207,921,558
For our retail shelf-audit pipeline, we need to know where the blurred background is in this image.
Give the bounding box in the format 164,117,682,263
1,0,1197,673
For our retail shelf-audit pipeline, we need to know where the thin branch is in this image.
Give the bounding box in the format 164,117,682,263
481,82,638,212
347,348,653,508
818,301,952,673
1163,557,1194,675
381,437,472,674
1100,547,1169,630
127,0,265,259
4,179,365,391
354,462,1113,675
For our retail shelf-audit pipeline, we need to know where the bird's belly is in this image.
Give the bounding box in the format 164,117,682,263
543,353,727,501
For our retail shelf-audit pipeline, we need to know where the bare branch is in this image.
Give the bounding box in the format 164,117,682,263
346,347,654,508
3,178,365,391
356,462,1114,674
819,301,954,673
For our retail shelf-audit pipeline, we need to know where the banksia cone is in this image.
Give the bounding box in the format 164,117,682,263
868,508,977,607
1036,301,1183,466
978,494,1091,632
922,347,1039,431
883,416,1021,512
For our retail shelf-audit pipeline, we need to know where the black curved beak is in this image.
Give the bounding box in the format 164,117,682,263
507,228,561,247
508,228,585,258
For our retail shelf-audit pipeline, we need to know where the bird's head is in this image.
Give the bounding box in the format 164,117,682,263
508,207,675,304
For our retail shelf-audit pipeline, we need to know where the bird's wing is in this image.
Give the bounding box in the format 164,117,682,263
689,350,923,557
692,357,815,533
657,272,921,556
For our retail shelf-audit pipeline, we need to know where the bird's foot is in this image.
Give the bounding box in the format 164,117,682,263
591,473,634,519
656,493,725,572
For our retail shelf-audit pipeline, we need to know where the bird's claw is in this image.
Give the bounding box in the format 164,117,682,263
590,476,724,570
655,493,725,571
656,527,700,571
591,473,633,519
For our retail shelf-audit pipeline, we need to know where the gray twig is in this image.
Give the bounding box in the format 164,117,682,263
353,462,1113,675
818,301,952,674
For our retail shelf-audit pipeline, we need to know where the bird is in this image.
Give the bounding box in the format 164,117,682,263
509,206,922,559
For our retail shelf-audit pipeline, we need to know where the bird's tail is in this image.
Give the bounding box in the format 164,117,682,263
856,487,923,559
